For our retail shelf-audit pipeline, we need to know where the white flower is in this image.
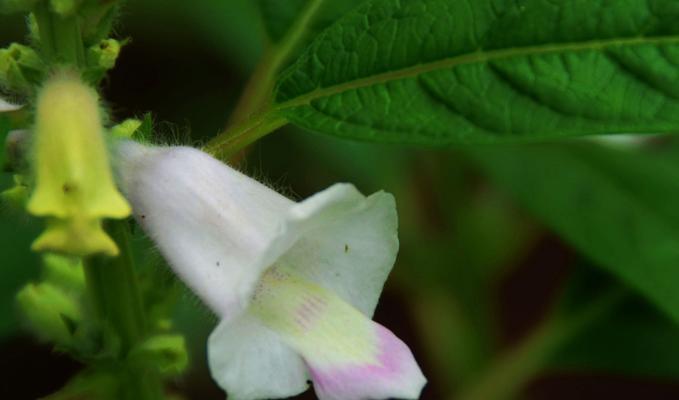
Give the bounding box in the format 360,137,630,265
116,141,427,400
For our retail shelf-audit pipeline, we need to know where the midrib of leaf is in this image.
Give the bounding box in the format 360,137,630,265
275,35,679,110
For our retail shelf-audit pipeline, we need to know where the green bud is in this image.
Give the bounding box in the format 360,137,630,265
84,39,123,83
110,119,142,140
88,39,121,70
130,334,189,376
27,72,131,256
0,43,45,93
17,282,82,346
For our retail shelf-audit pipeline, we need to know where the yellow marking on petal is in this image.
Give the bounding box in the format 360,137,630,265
27,72,130,256
251,265,378,366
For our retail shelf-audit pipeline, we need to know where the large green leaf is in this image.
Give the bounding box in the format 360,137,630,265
467,142,679,322
272,0,679,144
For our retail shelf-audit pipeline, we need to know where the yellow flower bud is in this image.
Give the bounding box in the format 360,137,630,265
27,72,131,256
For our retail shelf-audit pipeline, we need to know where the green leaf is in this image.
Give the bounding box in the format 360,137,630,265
273,0,679,144
467,142,679,322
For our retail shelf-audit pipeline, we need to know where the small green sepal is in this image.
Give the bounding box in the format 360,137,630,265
0,43,45,94
129,334,189,376
16,282,82,346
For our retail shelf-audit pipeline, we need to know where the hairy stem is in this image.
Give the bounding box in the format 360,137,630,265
84,221,163,400
210,0,327,158
456,287,627,400
205,108,287,160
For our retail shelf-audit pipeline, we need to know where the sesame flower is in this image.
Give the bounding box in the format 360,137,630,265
117,141,426,400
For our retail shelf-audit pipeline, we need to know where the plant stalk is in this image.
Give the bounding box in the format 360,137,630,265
33,3,86,66
84,221,164,400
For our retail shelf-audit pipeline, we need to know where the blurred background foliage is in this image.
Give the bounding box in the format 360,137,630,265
2,1,679,399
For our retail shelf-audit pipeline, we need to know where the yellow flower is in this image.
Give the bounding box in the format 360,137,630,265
27,72,131,256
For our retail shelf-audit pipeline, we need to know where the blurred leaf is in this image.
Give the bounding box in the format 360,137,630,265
273,0,679,144
551,264,679,378
468,143,679,322
551,299,679,378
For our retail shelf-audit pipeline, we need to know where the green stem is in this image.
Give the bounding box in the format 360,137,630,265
33,4,86,66
456,287,627,400
84,221,163,400
204,111,287,159
228,0,325,126
209,0,325,159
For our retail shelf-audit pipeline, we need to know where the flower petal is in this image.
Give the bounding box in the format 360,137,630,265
208,313,309,400
118,143,397,321
117,142,295,318
252,265,426,400
279,184,398,317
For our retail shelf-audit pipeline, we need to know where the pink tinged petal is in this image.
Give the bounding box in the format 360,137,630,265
310,325,426,400
208,313,309,400
251,266,426,400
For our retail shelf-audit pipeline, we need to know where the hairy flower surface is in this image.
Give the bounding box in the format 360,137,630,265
27,73,130,256
117,141,426,400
